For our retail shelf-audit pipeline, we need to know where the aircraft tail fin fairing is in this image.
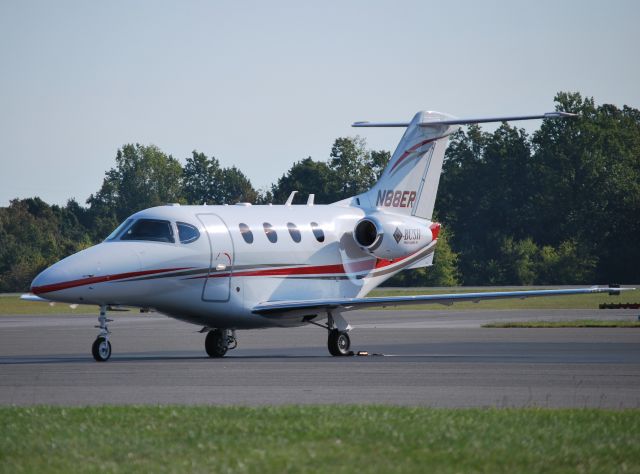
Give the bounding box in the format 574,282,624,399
353,111,577,220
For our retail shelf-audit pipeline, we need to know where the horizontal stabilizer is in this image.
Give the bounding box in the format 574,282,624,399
253,286,636,315
352,112,577,128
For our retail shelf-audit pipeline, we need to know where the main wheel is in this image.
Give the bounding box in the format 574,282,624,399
327,330,351,356
92,336,112,362
205,329,228,358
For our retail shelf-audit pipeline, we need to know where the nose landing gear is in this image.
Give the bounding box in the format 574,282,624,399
92,305,112,362
92,336,111,361
205,329,237,358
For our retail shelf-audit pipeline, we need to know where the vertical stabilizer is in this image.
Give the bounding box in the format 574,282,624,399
357,111,459,220
351,110,575,219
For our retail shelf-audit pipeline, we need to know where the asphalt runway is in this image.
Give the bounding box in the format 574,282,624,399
1,308,639,407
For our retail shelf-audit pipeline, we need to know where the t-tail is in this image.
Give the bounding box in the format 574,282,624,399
352,110,577,219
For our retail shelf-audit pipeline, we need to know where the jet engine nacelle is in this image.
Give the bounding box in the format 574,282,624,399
353,213,439,260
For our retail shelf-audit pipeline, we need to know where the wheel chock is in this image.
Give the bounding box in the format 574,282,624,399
356,351,385,357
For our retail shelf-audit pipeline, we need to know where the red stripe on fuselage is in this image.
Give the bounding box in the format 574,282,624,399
32,245,433,295
205,256,406,279
31,267,192,295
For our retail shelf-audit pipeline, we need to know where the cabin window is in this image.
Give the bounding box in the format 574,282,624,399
120,219,175,243
310,222,325,243
177,222,200,244
239,223,254,244
263,222,277,243
287,223,302,243
106,218,133,241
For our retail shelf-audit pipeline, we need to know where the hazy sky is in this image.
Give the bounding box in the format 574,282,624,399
1,0,638,206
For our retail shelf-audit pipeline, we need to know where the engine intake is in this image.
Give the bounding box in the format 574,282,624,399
354,219,381,249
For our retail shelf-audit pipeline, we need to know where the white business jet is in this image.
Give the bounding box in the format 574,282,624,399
22,110,633,361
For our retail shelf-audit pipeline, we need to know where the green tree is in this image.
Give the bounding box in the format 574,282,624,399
369,150,391,181
270,142,390,205
269,157,338,204
437,92,640,284
183,152,258,204
329,136,375,199
0,198,92,291
183,151,223,204
537,240,597,284
532,92,640,282
496,237,539,285
437,123,534,284
87,144,183,236
219,166,258,204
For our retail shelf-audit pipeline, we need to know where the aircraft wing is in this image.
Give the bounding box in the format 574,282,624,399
20,294,52,303
252,286,635,315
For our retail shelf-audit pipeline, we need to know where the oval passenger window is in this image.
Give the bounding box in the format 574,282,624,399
239,223,254,244
310,222,325,243
263,223,277,243
287,223,302,243
177,222,200,244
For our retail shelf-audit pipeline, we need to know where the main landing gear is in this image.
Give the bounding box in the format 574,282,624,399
205,329,237,358
309,311,353,356
327,329,351,356
92,305,112,362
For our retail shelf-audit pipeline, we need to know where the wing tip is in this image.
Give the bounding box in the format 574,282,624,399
20,293,51,302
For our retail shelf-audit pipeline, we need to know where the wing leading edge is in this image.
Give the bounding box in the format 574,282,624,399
252,286,636,315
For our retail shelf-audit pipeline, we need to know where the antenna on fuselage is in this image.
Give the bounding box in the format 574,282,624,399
307,194,315,206
285,191,298,206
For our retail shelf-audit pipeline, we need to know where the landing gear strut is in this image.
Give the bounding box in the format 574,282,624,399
205,329,237,358
92,305,112,362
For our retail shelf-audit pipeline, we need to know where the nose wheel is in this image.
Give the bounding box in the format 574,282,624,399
92,336,112,362
92,305,112,362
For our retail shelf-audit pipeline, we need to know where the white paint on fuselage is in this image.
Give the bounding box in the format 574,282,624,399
32,203,401,329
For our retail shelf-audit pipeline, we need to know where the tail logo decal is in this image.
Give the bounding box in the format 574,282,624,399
388,137,437,175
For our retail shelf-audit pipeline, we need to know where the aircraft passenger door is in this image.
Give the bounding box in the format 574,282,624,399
197,214,234,302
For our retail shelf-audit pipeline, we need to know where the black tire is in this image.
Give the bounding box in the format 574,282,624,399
205,329,228,358
92,337,111,362
327,330,350,356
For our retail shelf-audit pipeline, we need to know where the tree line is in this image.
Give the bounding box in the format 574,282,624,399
0,92,637,291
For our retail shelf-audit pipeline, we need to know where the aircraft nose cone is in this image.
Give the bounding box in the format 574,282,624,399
30,262,70,295
29,243,141,298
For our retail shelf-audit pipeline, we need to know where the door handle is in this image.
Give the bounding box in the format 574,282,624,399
215,264,227,271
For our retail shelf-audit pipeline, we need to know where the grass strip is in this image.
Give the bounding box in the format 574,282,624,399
483,319,640,328
0,294,94,315
0,406,638,473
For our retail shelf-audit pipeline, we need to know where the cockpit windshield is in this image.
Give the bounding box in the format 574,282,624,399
119,219,175,243
105,219,133,241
